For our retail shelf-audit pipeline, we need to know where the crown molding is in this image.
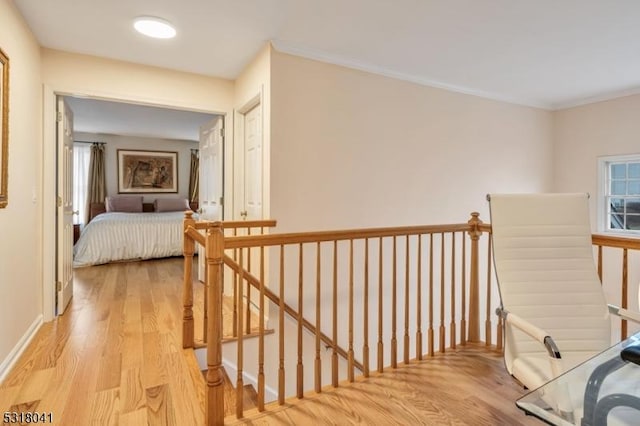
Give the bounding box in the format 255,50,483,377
271,39,552,110
551,86,640,110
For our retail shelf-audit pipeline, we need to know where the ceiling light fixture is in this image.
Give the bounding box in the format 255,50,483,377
133,16,176,39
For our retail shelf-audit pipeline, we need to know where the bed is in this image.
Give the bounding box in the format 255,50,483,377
73,196,198,267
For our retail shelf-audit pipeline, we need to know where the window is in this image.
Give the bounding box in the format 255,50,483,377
600,155,640,233
73,143,91,225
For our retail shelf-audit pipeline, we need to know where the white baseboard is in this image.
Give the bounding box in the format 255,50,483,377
0,315,44,385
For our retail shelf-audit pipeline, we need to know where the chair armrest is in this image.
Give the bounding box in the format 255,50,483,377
496,307,561,359
608,304,640,324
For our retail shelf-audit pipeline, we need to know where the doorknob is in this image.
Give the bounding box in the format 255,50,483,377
240,210,248,219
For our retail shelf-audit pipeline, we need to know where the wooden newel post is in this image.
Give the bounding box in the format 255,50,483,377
206,223,225,426
183,211,196,349
467,212,482,343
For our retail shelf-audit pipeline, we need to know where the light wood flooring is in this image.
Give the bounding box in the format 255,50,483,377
1,257,539,425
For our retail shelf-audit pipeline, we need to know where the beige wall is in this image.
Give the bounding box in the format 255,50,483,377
0,0,43,380
270,51,554,232
554,94,640,333
42,49,234,114
554,94,640,222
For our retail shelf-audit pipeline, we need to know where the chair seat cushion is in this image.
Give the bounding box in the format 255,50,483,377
513,352,598,390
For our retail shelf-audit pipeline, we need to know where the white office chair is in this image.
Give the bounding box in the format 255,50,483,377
488,193,640,392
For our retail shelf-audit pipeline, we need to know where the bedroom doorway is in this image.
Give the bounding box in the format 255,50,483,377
44,89,228,321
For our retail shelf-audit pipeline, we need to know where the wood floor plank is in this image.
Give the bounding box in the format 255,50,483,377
146,383,177,426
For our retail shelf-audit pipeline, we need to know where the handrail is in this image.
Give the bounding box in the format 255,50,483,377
592,233,640,250
224,223,473,249
194,219,278,230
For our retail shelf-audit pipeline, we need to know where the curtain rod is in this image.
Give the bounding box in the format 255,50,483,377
74,140,106,145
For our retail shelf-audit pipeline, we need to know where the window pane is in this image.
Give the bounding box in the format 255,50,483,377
611,163,626,179
610,214,624,229
627,214,640,230
630,163,640,179
611,198,624,213
629,182,640,195
611,181,626,195
627,199,640,214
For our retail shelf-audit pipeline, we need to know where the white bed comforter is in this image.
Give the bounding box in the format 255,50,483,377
73,211,192,267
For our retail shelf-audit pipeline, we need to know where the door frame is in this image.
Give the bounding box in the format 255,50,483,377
42,85,230,321
233,90,262,220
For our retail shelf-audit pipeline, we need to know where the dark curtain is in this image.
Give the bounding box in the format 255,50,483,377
189,149,199,202
85,143,106,223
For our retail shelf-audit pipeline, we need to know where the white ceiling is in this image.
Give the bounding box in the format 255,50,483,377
15,0,640,109
65,97,216,141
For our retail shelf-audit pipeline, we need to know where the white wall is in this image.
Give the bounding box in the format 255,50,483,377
74,132,198,203
554,94,640,336
271,50,554,231
0,0,43,381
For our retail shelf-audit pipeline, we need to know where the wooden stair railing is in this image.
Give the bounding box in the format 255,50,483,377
183,212,501,426
592,233,640,341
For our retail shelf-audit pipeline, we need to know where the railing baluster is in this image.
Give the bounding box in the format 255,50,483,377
348,239,355,382
332,240,339,387
622,248,628,340
363,238,370,377
391,236,398,368
233,228,238,337
246,228,252,335
205,225,224,426
428,234,434,357
468,212,482,343
485,236,492,347
297,244,304,398
278,245,285,405
182,212,196,349
597,245,603,283
416,234,423,360
377,237,384,373
258,245,265,411
236,248,244,419
315,242,322,393
404,235,410,365
439,233,445,353
461,235,467,345
450,232,456,350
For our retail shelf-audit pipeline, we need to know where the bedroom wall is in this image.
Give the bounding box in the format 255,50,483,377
0,0,43,382
74,132,199,203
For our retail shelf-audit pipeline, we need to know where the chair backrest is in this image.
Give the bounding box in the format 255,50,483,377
488,193,610,374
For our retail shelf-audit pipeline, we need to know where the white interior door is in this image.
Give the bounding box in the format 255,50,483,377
241,103,263,221
198,116,224,280
56,98,74,315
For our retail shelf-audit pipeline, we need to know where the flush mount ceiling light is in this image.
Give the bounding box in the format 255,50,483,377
133,16,176,39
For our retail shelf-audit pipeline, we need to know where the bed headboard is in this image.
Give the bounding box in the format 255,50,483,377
89,201,199,223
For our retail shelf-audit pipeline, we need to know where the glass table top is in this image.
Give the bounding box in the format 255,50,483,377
516,332,640,426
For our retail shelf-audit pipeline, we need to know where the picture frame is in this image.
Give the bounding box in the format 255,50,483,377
0,47,9,208
117,149,178,193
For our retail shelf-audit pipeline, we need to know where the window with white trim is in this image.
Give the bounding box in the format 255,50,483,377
601,155,640,233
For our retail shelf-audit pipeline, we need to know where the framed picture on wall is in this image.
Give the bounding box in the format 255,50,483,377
117,149,178,193
0,47,9,208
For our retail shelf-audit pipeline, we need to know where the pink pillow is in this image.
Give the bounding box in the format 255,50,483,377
105,196,143,213
154,198,190,212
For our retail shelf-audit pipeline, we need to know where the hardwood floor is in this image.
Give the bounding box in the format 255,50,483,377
1,257,539,425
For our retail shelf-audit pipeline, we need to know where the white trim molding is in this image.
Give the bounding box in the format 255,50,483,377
0,315,43,384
